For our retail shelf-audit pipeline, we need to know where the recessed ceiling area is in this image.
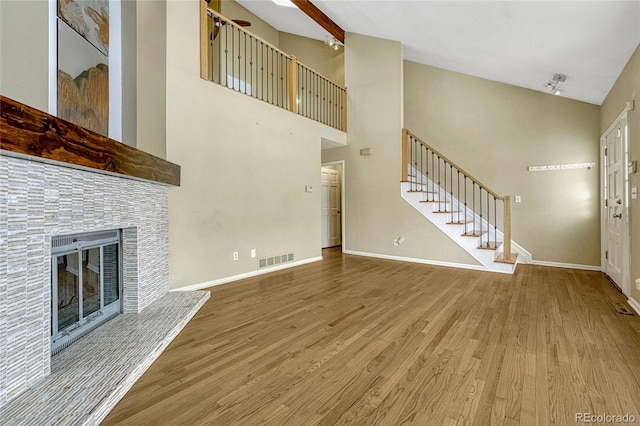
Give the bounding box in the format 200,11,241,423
235,0,640,105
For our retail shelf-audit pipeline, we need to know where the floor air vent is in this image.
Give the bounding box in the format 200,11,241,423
611,302,635,316
258,253,294,269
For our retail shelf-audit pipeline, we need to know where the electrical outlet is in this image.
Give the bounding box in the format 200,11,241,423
233,251,238,261
251,249,256,258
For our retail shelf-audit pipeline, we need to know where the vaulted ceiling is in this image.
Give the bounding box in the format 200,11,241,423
235,0,640,105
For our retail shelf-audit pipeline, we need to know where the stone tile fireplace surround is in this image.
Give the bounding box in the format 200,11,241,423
0,96,201,419
0,153,172,407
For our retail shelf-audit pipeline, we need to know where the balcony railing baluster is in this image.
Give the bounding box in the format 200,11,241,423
204,9,347,131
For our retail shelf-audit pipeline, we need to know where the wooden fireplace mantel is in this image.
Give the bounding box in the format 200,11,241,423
0,95,181,186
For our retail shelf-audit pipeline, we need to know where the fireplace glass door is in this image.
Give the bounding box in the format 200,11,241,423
51,230,121,353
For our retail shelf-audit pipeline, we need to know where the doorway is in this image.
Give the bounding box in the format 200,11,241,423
321,163,343,248
601,109,630,295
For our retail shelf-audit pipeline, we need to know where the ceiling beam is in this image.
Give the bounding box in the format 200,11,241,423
291,0,345,44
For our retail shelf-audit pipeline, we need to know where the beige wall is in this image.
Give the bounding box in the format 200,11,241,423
220,0,280,48
136,0,167,158
601,44,640,303
403,61,601,266
166,0,330,288
0,0,50,112
322,33,479,266
279,32,344,87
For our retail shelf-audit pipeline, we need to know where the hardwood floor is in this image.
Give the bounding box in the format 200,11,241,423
102,248,640,425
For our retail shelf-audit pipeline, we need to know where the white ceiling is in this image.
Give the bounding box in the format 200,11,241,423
235,0,640,105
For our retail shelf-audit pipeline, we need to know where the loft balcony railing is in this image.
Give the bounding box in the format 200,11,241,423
200,6,347,132
402,129,515,264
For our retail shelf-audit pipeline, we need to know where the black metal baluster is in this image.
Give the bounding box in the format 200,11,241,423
249,36,253,96
431,151,434,201
464,176,468,234
234,27,238,88
411,137,415,192
438,157,441,211
472,183,476,236
224,22,228,88
479,188,483,247
494,197,498,250
425,146,429,200
450,164,453,217
444,162,448,212
209,14,215,82
487,191,490,247
457,171,460,224
418,144,424,200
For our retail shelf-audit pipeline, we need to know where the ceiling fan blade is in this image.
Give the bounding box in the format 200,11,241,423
232,19,251,27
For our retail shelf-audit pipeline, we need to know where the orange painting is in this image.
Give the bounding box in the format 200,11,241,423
58,0,109,56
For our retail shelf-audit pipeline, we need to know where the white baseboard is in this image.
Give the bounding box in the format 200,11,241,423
171,256,323,292
627,297,640,316
343,249,497,273
530,260,601,271
511,241,532,264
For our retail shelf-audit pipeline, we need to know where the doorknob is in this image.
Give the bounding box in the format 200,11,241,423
613,213,622,219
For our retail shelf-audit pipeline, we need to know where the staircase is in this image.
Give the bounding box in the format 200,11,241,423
401,129,529,274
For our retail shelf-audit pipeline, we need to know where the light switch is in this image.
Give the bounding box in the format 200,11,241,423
632,187,638,200
515,195,521,203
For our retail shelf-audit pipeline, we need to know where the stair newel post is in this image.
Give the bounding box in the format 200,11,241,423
288,57,298,113
402,129,409,182
503,196,512,262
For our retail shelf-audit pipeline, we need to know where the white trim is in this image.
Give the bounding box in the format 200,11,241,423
531,260,601,271
48,0,57,115
511,240,532,264
109,0,122,141
171,256,324,292
627,297,640,316
341,249,509,273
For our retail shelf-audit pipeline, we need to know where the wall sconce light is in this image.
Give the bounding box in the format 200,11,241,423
543,73,567,95
324,37,342,51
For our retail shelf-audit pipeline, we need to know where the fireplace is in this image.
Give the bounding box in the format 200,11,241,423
1,96,193,417
51,230,122,354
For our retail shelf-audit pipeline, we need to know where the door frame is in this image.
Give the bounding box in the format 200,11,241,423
322,160,346,251
600,104,632,296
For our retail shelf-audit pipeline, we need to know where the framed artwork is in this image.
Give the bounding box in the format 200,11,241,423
57,0,109,136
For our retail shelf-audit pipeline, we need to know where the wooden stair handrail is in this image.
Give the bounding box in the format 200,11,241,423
403,129,502,200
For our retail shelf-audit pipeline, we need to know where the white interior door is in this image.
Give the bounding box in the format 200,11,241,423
602,116,626,291
321,167,341,248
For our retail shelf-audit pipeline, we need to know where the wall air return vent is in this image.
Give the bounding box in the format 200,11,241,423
258,253,294,269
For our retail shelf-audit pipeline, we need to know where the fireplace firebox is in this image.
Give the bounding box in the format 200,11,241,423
51,230,122,354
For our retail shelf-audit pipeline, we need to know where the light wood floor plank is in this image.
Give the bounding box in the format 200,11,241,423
102,248,640,425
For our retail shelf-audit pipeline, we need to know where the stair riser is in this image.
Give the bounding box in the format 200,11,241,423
402,180,515,273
